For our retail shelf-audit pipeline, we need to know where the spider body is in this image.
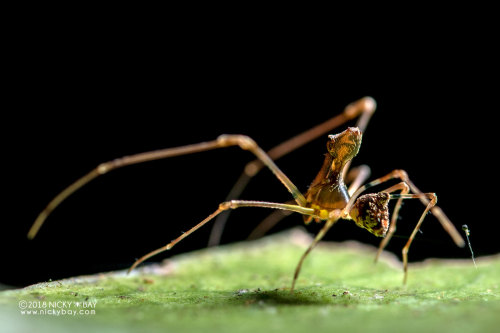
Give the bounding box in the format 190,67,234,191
303,127,389,238
304,127,361,222
28,97,465,292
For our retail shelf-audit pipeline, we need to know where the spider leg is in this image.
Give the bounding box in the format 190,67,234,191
374,182,410,262
28,135,307,239
291,214,338,293
346,164,371,196
246,202,295,241
344,169,465,248
387,193,437,284
128,200,316,273
208,97,377,246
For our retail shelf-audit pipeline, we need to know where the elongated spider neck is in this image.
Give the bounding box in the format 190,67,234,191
304,128,363,221
304,153,350,212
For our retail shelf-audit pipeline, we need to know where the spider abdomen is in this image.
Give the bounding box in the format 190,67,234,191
349,192,390,237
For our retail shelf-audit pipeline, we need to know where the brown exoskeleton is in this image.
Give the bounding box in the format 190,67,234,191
28,97,465,292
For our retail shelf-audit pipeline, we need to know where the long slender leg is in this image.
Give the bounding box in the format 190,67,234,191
127,200,316,273
246,203,294,240
343,169,465,248
208,97,377,246
291,217,338,293
386,193,437,284
346,165,371,196
374,182,410,262
28,135,307,239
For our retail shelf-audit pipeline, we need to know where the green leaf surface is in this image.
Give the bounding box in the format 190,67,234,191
1,229,499,333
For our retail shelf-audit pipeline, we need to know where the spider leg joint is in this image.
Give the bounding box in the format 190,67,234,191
345,96,377,118
394,169,409,180
217,134,257,150
219,201,233,210
97,163,111,174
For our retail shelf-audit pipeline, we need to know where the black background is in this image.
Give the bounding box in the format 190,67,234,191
2,32,498,288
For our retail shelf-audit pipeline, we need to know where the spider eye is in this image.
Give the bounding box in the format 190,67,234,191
326,140,337,155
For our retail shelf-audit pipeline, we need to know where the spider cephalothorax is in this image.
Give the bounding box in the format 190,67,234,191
326,127,362,172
